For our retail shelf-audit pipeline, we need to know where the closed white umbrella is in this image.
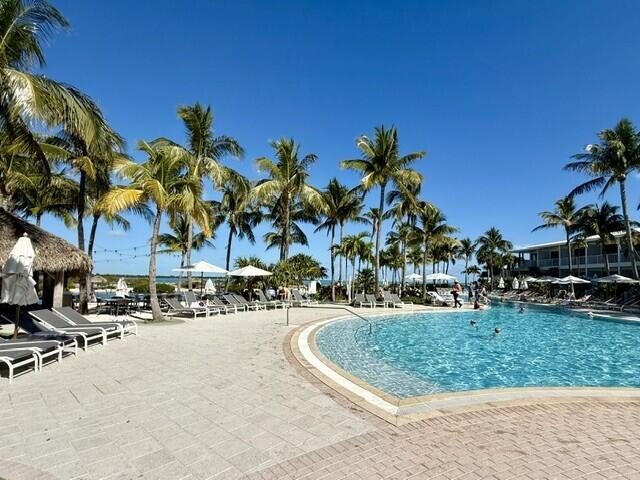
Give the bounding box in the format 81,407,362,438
204,278,215,295
498,277,505,289
115,278,128,298
512,278,520,290
1,234,39,338
521,279,529,290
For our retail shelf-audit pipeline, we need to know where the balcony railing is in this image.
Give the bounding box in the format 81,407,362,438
516,253,631,270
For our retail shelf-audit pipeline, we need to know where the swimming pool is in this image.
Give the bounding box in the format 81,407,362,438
314,304,640,398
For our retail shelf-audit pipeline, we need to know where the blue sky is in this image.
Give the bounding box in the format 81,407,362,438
37,0,640,276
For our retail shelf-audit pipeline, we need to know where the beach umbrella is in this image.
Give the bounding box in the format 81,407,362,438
523,276,537,282
553,275,591,285
204,278,215,295
424,273,458,283
228,265,272,277
115,277,128,298
593,274,639,284
405,273,422,281
498,277,505,289
534,276,558,283
1,234,39,338
173,261,229,294
521,279,528,290
512,278,520,290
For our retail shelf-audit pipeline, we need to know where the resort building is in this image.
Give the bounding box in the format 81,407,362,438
513,230,638,278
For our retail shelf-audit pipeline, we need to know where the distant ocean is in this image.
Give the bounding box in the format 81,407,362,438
98,275,331,286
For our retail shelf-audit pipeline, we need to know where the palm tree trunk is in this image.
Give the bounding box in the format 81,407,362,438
602,238,610,275
566,230,573,276
401,240,407,295
225,227,234,292
186,216,194,290
149,207,164,321
330,227,336,302
77,171,89,314
374,184,386,294
338,223,344,283
464,256,469,287
422,237,428,302
86,213,100,301
282,196,291,261
620,180,638,278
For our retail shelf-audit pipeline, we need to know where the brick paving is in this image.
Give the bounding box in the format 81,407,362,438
1,308,640,479
244,402,640,480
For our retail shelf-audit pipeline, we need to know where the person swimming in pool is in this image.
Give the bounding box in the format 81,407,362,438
494,327,501,335
519,306,525,313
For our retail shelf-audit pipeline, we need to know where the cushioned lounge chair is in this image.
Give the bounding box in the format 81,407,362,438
165,297,212,318
53,307,137,336
29,309,116,347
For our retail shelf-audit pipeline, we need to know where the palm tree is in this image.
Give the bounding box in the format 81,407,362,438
158,214,214,289
0,0,114,172
533,196,585,277
101,140,211,321
177,103,243,289
211,175,262,290
459,238,475,287
578,202,626,275
464,265,481,282
315,179,363,300
475,227,513,288
339,232,369,288
341,125,425,293
412,203,457,300
565,118,640,278
386,222,413,292
254,138,326,261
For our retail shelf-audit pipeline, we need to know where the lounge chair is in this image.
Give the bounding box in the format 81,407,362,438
365,294,386,308
2,313,85,351
231,294,265,311
184,290,202,307
222,294,250,311
256,290,286,309
165,297,212,318
389,293,413,308
292,289,317,307
0,338,63,369
53,307,138,336
427,291,448,306
29,309,118,347
210,296,237,314
0,349,39,383
353,293,373,308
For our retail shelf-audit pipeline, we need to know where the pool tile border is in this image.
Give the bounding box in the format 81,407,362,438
290,309,640,426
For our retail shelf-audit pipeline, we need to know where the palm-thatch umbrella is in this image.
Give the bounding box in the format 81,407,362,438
1,234,39,338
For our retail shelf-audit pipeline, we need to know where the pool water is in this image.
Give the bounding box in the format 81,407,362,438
315,304,640,398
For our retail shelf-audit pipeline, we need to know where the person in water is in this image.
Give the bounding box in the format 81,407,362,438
519,306,525,313
494,327,501,335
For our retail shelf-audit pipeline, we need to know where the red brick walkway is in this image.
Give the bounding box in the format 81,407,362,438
245,402,640,479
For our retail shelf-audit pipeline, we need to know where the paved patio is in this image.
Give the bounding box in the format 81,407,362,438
1,307,639,479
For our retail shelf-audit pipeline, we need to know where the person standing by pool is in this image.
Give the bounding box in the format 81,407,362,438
452,281,463,308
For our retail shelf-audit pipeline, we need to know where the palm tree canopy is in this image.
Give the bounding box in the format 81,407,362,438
158,214,213,255
475,227,513,258
533,196,585,236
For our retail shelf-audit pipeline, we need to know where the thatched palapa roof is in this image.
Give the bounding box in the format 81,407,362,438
0,209,92,274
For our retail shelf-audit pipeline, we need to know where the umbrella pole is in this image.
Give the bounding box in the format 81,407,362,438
13,305,20,339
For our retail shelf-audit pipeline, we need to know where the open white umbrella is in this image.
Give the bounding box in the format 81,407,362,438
204,278,215,295
115,278,128,298
534,276,559,283
594,274,639,284
424,273,458,282
174,261,229,294
512,278,520,290
228,265,272,277
405,273,422,281
553,275,591,285
1,234,39,338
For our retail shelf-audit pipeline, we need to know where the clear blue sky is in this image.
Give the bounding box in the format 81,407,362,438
38,0,640,276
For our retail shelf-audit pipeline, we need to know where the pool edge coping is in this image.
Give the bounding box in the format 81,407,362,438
290,309,640,426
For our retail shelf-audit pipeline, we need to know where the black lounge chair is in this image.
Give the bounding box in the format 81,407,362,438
0,349,39,383
210,296,237,314
29,309,118,347
0,338,63,369
2,313,83,352
256,290,286,309
222,294,249,311
165,297,212,318
232,294,266,311
53,307,138,336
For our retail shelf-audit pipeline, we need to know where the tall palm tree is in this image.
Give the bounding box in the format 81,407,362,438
578,202,626,275
211,175,262,290
475,227,513,288
254,138,326,260
464,265,481,282
412,203,457,300
341,125,425,294
386,222,413,292
102,140,211,321
533,196,585,277
0,0,113,171
315,179,363,300
459,238,475,287
177,103,243,289
158,214,214,289
565,118,640,278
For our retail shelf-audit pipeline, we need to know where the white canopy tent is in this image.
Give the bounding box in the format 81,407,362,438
1,234,39,338
423,273,458,283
